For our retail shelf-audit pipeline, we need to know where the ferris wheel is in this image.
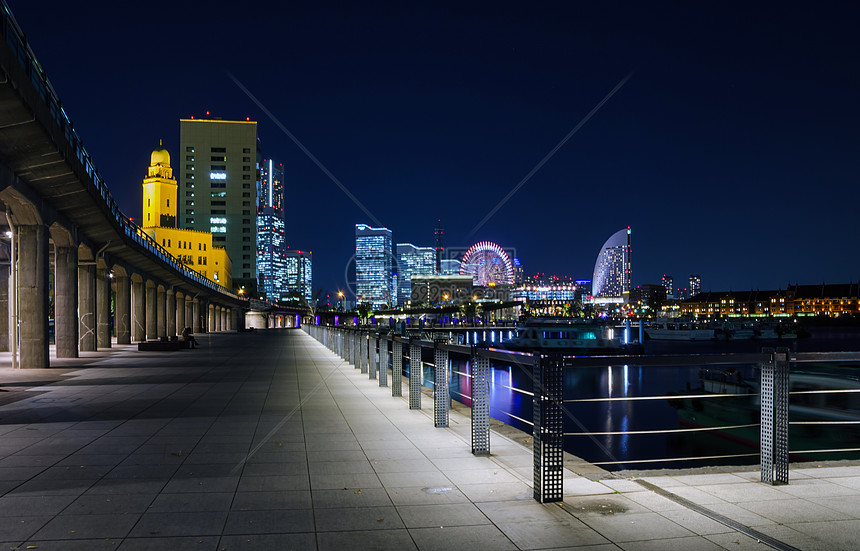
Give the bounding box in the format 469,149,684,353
460,241,514,286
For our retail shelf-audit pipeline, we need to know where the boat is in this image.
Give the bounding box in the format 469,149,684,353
754,322,779,340
501,318,639,354
645,319,714,341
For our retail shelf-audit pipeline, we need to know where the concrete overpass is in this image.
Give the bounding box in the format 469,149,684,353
0,2,248,368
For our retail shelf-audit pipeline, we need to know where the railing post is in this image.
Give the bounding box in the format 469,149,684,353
379,335,389,387
359,332,368,374
761,347,790,485
472,343,490,455
409,339,422,410
369,334,378,379
534,353,564,503
434,338,449,428
392,339,403,396
353,331,360,369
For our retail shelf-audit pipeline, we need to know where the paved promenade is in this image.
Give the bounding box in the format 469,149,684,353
0,329,857,550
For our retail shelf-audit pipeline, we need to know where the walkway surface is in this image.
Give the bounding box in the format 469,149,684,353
0,328,857,550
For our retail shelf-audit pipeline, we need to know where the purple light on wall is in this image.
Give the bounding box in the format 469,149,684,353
334,315,339,326
315,315,320,326
295,314,300,327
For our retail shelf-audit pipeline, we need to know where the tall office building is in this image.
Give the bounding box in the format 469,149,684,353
689,275,702,297
592,227,632,299
355,224,394,309
396,243,436,305
179,117,259,289
662,274,674,299
256,158,286,301
284,249,312,303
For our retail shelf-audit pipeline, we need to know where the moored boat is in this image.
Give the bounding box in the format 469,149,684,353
645,319,714,341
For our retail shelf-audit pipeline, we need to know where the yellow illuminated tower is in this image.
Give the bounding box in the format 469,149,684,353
142,142,177,228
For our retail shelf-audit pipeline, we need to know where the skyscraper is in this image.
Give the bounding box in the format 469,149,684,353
284,249,312,303
179,117,259,290
592,227,632,300
355,224,394,309
662,274,674,299
396,243,436,305
689,275,701,297
256,159,286,301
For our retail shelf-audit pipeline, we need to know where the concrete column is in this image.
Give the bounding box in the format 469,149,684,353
132,278,145,342
185,298,193,332
146,283,157,340
208,304,215,332
166,289,176,337
231,308,238,331
18,224,49,368
175,292,185,334
54,245,78,358
0,263,8,351
192,299,200,333
156,286,166,338
115,275,131,344
96,268,111,348
78,263,96,352
218,307,225,332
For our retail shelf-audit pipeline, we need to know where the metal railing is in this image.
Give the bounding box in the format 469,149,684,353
0,1,237,298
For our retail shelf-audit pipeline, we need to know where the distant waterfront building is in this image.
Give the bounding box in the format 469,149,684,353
629,284,668,312
680,283,860,318
284,249,312,303
440,259,462,275
396,243,436,305
355,224,394,308
512,258,524,285
141,145,232,287
179,116,259,288
256,159,286,302
690,275,702,296
410,275,473,305
592,227,632,301
662,274,674,299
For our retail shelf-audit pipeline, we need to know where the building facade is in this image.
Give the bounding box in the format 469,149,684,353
355,224,394,309
680,283,860,318
662,274,674,299
179,117,259,289
396,243,436,306
256,207,286,301
141,146,231,287
592,227,632,300
284,249,312,303
689,274,701,296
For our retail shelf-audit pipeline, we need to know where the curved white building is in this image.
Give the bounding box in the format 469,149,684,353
592,227,632,300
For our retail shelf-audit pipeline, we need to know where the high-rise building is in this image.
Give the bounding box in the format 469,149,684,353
440,259,462,275
662,274,674,299
690,274,702,297
513,258,524,285
179,117,259,289
284,249,312,303
141,145,232,287
434,219,444,274
355,224,394,309
256,159,286,302
396,243,436,305
592,227,632,300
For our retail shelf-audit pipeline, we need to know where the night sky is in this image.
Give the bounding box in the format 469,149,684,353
12,1,860,296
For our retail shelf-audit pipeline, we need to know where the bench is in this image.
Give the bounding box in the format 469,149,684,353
138,340,189,351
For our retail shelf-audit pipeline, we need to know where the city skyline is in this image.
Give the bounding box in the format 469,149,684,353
13,1,860,294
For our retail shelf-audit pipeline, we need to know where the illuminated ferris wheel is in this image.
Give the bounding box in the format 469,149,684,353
460,241,514,287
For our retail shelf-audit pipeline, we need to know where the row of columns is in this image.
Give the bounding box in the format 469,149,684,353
1,224,239,368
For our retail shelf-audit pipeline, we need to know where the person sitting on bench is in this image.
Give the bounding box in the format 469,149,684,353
182,327,199,349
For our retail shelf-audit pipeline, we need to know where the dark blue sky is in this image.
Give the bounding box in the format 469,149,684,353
13,1,860,295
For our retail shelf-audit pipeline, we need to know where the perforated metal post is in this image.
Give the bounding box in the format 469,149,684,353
472,344,490,455
369,335,378,379
434,338,449,427
359,332,368,374
392,340,403,396
409,340,422,410
338,331,343,359
761,347,790,485
534,353,564,503
379,336,389,387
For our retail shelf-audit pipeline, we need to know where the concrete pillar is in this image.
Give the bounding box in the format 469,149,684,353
218,307,225,332
78,263,96,352
18,224,49,368
96,268,111,348
192,299,200,333
132,278,145,342
166,289,176,337
156,286,166,338
185,297,193,332
231,308,238,331
175,291,185,334
115,275,131,344
208,304,215,332
54,245,77,358
0,262,8,352
146,283,157,340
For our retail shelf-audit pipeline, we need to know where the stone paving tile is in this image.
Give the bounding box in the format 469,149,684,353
118,536,220,550
314,505,405,531
409,524,517,551
148,491,233,513
128,511,228,537
217,533,317,551
386,485,470,506
789,519,860,551
616,535,727,551
0,516,51,541
65,493,155,515
311,487,393,508
739,497,852,524
658,509,737,536
224,509,315,534
31,512,141,540
18,538,123,550
0,494,77,516
317,529,418,551
397,502,491,528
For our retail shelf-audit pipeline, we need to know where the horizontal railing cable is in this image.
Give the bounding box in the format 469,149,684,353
564,423,759,437
591,452,759,466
